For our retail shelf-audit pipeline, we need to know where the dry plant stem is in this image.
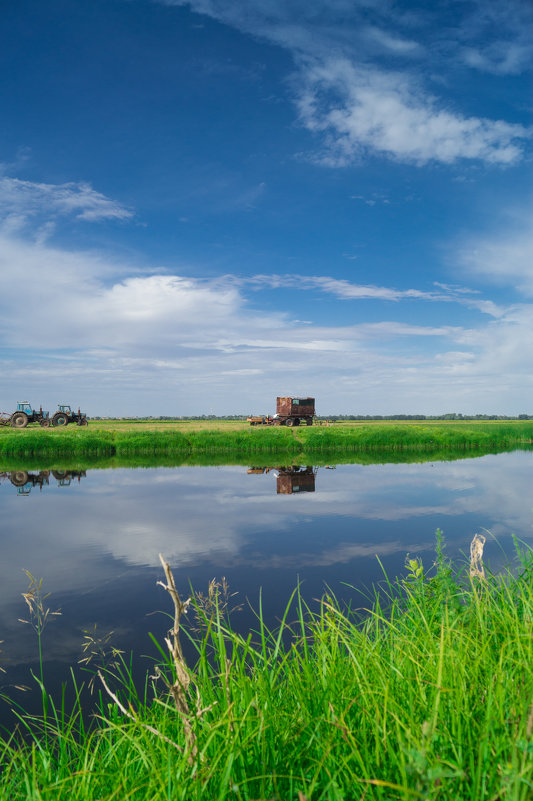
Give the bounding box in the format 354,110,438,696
469,533,486,579
158,553,197,762
97,670,182,752
527,700,533,738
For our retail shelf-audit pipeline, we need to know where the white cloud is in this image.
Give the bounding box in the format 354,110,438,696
162,0,531,166
295,59,528,166
1,223,533,414
0,176,133,227
461,43,531,76
244,274,507,317
457,225,533,296
457,0,533,75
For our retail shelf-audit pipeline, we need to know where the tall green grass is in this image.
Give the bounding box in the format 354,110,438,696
2,537,533,800
1,422,532,461
297,422,533,452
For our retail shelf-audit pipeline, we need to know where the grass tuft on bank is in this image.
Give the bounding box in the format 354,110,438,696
2,535,533,800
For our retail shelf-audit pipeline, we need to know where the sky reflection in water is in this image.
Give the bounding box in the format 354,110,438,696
0,452,531,717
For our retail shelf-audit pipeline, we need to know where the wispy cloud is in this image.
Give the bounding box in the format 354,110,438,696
456,221,533,296
0,176,133,227
456,0,533,76
242,273,507,316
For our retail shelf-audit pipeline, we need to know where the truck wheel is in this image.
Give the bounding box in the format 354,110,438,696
11,412,28,428
52,412,69,427
305,417,313,426
285,418,295,427
293,418,300,426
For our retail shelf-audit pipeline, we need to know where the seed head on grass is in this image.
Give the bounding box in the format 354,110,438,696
192,576,242,634
19,571,61,635
79,624,125,693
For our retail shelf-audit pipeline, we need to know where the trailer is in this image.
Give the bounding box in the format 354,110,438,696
248,397,316,427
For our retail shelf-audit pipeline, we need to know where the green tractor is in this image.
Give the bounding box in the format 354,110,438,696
9,401,50,428
51,405,89,427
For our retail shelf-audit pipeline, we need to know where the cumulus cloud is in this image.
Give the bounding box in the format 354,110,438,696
1,221,533,414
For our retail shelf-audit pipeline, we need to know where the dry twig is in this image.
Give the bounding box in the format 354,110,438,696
158,553,197,762
98,670,182,752
469,533,486,580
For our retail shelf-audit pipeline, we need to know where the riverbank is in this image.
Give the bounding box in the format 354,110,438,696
1,420,532,462
1,537,532,800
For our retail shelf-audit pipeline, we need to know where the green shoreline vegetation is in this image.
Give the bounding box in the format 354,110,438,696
1,421,532,463
2,536,533,799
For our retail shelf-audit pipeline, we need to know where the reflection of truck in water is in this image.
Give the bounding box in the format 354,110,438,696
247,465,317,494
276,465,316,494
247,397,316,427
0,470,87,495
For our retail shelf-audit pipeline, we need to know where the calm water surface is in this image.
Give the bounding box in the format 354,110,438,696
0,451,531,723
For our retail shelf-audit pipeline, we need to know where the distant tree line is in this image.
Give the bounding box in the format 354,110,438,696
316,413,532,421
90,413,533,421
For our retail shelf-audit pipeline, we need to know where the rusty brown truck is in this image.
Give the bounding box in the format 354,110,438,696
247,397,315,427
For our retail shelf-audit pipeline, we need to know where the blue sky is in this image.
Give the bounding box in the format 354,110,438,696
0,0,532,416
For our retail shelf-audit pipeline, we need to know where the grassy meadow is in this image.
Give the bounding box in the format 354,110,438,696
0,419,532,464
1,536,533,800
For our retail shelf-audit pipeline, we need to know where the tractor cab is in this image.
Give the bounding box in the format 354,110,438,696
17,401,33,413
58,405,72,415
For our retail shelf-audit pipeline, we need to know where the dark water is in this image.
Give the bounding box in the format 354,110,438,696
0,452,532,726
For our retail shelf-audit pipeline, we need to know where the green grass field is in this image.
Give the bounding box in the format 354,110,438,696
2,535,533,800
0,420,532,464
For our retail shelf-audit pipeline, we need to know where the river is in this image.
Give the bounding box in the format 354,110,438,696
0,450,531,726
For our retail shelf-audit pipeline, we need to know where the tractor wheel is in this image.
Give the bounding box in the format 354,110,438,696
52,413,69,427
77,418,88,426
10,471,29,487
40,418,51,427
11,412,28,428
52,470,68,480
